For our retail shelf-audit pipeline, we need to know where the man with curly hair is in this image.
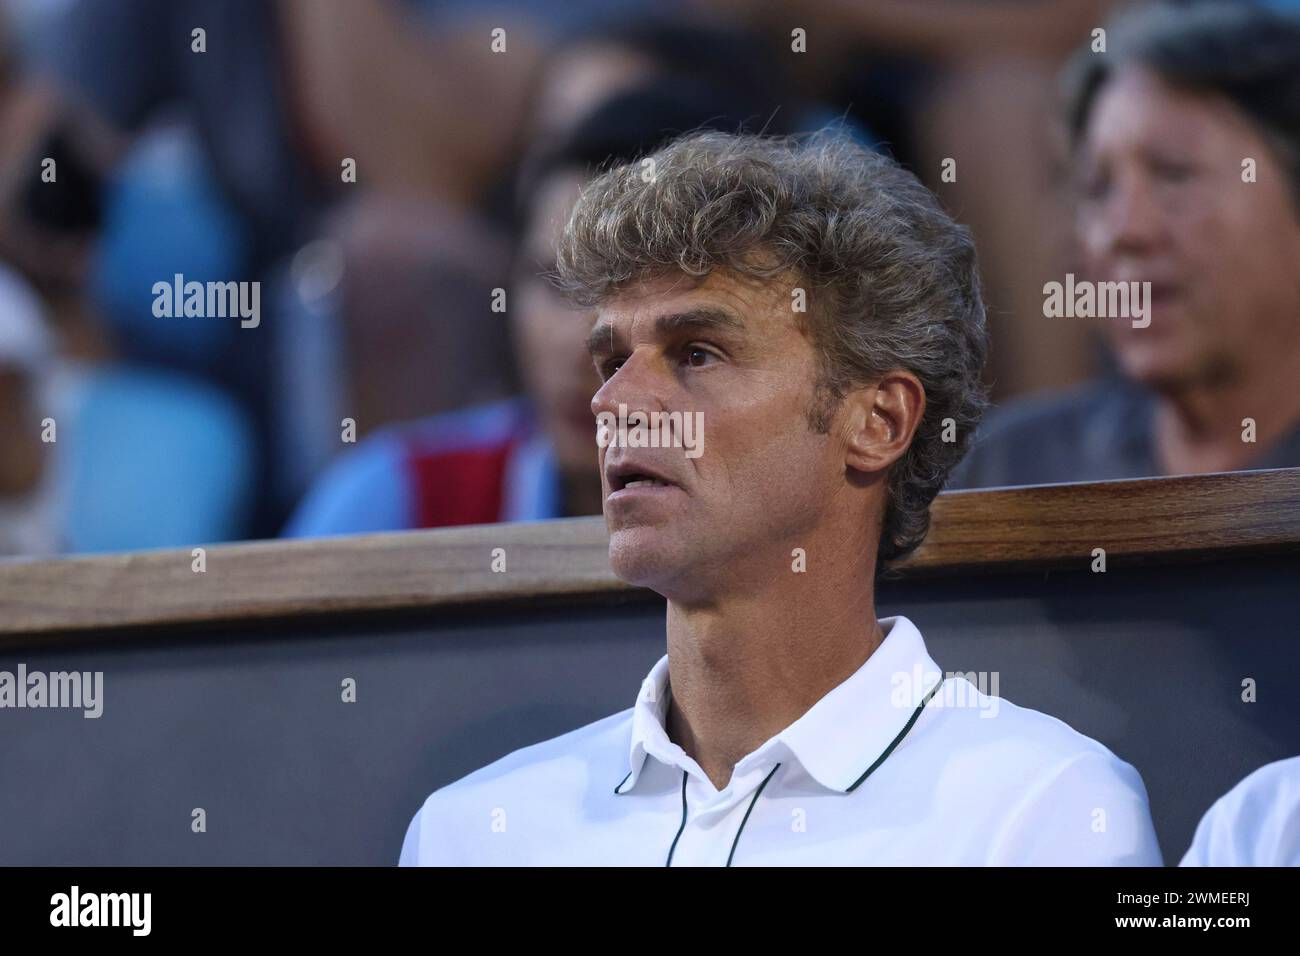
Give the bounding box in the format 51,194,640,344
401,130,1161,867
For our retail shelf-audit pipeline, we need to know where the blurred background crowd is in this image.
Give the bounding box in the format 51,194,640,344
0,0,1298,557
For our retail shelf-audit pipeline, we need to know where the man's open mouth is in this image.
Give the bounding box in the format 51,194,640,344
620,476,671,490
606,463,679,492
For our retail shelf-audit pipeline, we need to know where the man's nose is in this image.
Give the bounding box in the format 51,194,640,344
591,347,664,421
1101,174,1166,256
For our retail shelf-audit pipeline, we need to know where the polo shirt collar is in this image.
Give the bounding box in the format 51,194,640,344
615,616,944,796
615,654,675,795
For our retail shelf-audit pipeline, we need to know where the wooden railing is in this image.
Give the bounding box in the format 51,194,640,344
2,468,1298,639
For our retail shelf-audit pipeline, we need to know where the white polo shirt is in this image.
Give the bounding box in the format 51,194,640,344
400,616,1162,866
1180,756,1300,866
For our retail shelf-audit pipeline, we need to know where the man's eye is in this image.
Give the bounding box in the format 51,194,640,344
1080,172,1109,202
600,358,624,379
1150,159,1193,183
685,346,716,368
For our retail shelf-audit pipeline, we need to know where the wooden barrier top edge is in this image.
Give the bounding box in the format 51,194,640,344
2,467,1299,639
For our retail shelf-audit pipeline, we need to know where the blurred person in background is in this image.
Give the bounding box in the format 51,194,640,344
951,2,1300,488
0,264,60,555
0,259,256,556
1,0,338,539
0,5,257,555
284,73,817,536
2,0,552,536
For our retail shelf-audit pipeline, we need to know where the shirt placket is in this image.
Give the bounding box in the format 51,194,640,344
666,761,781,867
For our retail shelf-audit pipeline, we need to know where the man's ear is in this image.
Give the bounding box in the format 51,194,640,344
841,371,926,474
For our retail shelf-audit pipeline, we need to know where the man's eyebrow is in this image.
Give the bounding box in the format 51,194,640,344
585,307,744,357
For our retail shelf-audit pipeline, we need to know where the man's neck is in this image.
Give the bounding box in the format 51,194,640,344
1153,350,1300,475
663,559,884,792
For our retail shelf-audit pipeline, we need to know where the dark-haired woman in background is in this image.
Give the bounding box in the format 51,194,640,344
952,2,1300,488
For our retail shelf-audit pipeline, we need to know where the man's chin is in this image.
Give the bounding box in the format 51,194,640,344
607,526,686,591
1116,343,1226,394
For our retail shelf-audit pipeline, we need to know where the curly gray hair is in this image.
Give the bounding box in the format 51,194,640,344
553,129,988,564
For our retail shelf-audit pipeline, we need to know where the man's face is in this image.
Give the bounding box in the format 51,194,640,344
1076,66,1300,391
587,269,844,599
513,170,603,476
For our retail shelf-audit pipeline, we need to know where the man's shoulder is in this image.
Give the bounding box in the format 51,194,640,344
917,679,1160,863
981,380,1126,434
949,379,1150,488
391,397,533,456
401,707,634,865
417,707,634,814
923,677,1142,786
1181,756,1300,866
334,396,534,471
1220,755,1300,811
284,397,533,537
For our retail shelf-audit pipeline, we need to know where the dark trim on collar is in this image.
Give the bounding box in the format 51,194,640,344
614,769,633,795
664,771,689,867
618,675,942,797
844,676,943,793
726,762,782,867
